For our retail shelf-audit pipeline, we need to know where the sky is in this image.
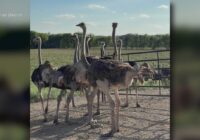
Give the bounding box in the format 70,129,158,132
31,0,169,35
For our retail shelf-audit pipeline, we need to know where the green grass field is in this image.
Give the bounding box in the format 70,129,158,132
30,48,170,102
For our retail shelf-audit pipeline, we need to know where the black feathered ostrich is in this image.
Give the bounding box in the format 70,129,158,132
72,22,145,137
53,33,90,124
31,35,80,122
31,37,62,122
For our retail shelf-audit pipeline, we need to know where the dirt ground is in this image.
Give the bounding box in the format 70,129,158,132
30,89,170,140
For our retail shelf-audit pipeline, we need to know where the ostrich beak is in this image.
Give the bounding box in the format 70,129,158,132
76,23,82,26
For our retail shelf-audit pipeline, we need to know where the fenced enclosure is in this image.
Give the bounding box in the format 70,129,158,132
30,48,170,139
107,49,170,96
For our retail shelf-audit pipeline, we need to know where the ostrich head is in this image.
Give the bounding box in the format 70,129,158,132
86,35,91,40
76,22,86,31
139,62,155,81
72,33,79,40
101,41,105,47
33,36,42,45
112,22,118,29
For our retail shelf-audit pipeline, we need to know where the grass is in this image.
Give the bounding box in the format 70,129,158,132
30,48,170,102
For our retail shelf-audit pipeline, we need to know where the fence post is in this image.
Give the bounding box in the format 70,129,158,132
128,54,130,61
157,51,161,95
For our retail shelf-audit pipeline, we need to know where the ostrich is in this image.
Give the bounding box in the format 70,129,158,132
86,35,91,56
63,33,81,108
100,41,106,57
91,23,120,112
71,22,153,137
100,41,107,102
116,38,154,108
53,33,89,124
31,37,56,122
31,35,79,122
116,39,141,107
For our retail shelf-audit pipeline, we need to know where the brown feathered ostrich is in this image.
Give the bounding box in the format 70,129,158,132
117,39,155,108
73,22,141,137
98,23,119,104
94,23,122,114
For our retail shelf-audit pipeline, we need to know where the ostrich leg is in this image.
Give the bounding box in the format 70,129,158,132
45,84,52,114
94,90,100,116
53,90,66,124
135,85,141,107
101,92,116,137
83,88,90,117
65,90,74,123
121,88,129,107
38,88,47,122
115,89,120,132
87,88,98,124
102,92,106,103
71,95,76,107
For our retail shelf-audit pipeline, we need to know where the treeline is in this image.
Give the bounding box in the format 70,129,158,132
30,31,169,49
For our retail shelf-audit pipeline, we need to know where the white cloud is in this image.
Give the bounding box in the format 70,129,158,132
55,14,76,19
88,4,105,10
139,14,150,19
158,5,169,9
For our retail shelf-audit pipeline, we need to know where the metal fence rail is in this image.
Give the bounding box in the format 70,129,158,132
106,49,170,95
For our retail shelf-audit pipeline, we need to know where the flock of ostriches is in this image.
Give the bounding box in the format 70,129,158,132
31,22,156,137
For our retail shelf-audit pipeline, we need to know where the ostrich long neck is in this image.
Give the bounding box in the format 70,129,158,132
73,35,79,64
118,40,122,61
86,37,90,56
81,27,90,66
38,39,42,65
112,27,118,60
77,39,80,61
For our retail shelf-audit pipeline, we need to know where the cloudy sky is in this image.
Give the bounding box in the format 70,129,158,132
31,0,169,35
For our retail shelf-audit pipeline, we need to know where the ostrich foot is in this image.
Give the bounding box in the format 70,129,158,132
72,105,76,108
121,103,129,108
136,103,141,108
101,130,115,137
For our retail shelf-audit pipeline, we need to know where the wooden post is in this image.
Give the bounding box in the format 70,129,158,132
157,51,161,95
